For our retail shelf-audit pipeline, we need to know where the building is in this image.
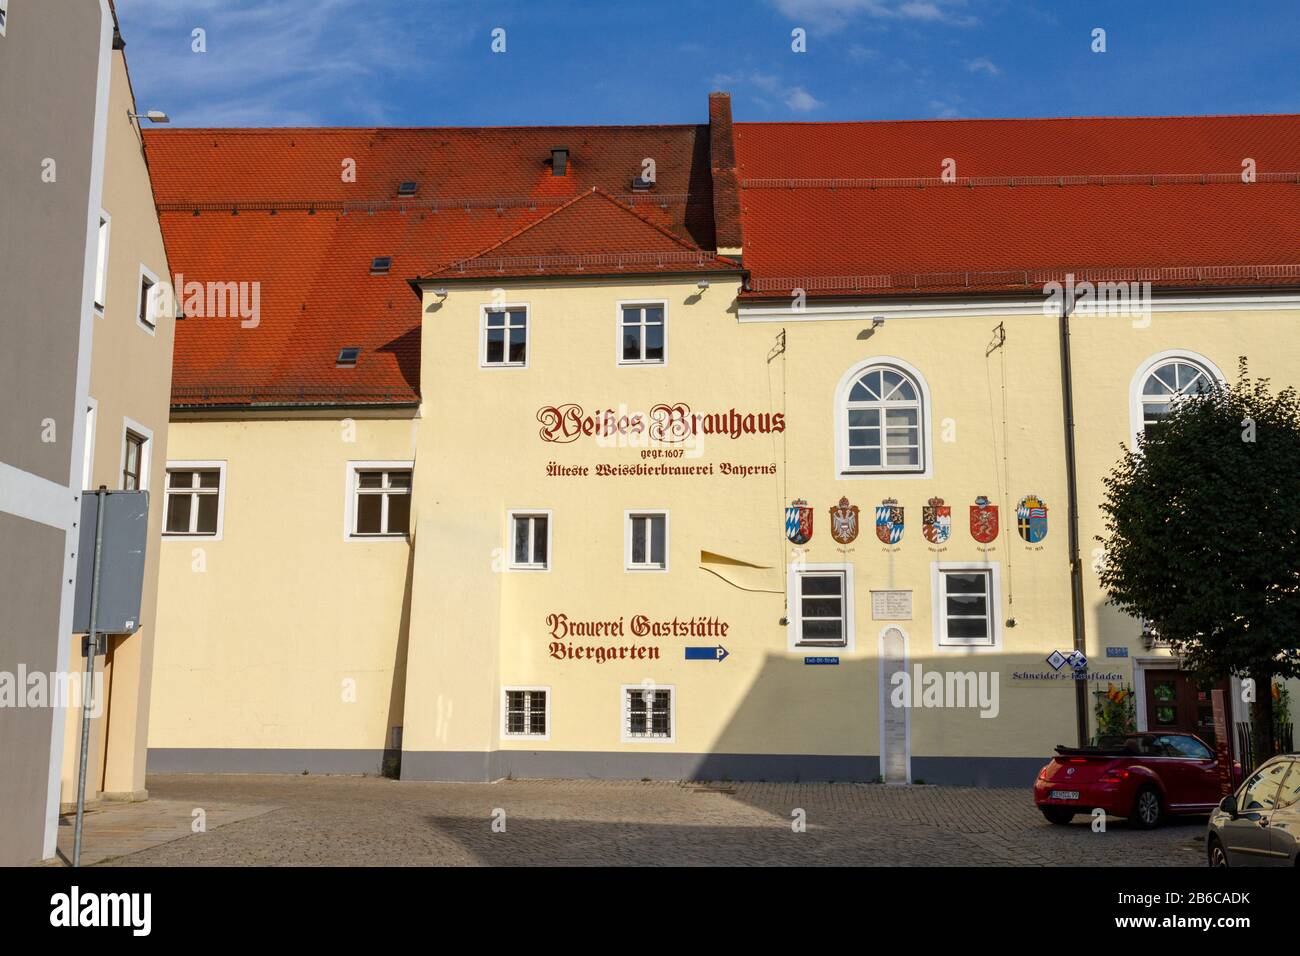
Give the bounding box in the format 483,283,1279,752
143,95,1300,786
0,0,173,865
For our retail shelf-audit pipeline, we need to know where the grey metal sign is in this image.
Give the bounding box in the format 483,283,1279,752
71,490,149,634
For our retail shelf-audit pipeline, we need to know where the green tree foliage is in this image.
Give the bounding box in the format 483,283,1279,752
1098,360,1300,760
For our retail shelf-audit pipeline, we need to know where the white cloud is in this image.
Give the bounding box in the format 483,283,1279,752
112,0,465,126
712,70,826,114
965,57,1001,75
785,87,825,111
770,0,977,32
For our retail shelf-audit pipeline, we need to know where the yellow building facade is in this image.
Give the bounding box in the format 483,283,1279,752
144,107,1300,787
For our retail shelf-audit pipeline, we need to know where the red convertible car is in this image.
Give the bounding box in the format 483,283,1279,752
1034,732,1239,828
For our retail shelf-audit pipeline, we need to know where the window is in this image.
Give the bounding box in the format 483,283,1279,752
838,360,929,476
625,511,667,571
1140,359,1215,437
933,564,999,648
1130,352,1223,445
94,214,110,312
122,430,146,490
1154,735,1213,760
502,688,549,738
348,465,412,538
508,511,550,570
787,563,855,651
481,306,528,367
618,302,666,365
1275,760,1300,809
164,463,225,537
81,400,97,490
136,264,160,332
370,256,392,275
336,347,360,368
622,685,674,742
793,571,848,647
397,181,418,197
1239,761,1289,812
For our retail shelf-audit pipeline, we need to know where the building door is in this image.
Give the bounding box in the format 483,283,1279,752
879,627,909,784
1145,670,1230,747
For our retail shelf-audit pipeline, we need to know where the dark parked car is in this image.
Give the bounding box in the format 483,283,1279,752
1035,732,1238,828
1207,753,1300,866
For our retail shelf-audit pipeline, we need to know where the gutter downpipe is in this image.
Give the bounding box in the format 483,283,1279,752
1058,294,1090,747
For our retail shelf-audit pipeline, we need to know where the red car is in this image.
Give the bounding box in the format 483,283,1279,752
1034,732,1239,828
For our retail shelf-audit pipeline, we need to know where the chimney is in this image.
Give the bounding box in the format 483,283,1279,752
550,147,569,177
708,92,743,255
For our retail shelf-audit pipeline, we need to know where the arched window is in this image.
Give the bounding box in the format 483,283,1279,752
1137,357,1217,439
842,363,925,473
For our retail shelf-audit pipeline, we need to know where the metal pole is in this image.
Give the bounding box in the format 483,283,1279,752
1057,301,1090,747
72,486,107,868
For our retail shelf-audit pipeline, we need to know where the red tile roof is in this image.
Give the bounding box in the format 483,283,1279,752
423,188,740,282
146,125,716,406
147,106,1300,406
733,115,1300,297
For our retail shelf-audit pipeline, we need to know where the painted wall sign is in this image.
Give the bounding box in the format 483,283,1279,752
546,612,729,663
1017,494,1049,543
830,496,860,544
875,498,904,544
536,402,785,444
970,496,999,543
871,590,913,620
922,497,951,545
786,499,813,544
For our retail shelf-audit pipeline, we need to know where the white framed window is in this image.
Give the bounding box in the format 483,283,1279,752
135,263,161,334
81,398,97,491
617,300,666,365
501,686,550,739
1129,350,1225,446
621,685,674,743
508,510,551,571
624,510,668,572
480,304,528,368
786,563,855,651
834,357,932,479
119,418,152,491
163,461,227,539
94,213,111,313
931,562,1001,649
344,462,412,539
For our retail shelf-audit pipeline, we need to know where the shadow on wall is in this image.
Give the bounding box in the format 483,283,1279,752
381,539,417,776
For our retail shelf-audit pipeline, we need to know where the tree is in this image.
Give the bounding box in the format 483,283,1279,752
1098,359,1300,763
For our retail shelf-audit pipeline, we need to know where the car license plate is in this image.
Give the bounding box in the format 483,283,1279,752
1050,790,1080,801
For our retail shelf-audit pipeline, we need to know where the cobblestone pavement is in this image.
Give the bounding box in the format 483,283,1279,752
95,774,1209,866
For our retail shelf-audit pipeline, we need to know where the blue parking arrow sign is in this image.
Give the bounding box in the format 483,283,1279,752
684,645,729,662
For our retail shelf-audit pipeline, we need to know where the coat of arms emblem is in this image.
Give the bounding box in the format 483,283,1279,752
785,499,813,545
922,497,951,545
1017,494,1048,543
829,497,860,545
875,498,904,544
970,495,999,543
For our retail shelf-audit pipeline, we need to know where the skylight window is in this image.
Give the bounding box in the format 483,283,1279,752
397,181,418,197
370,256,392,275
337,347,361,368
631,176,653,191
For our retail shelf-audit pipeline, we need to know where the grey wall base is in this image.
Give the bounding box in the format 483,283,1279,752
148,748,394,775
148,748,1044,787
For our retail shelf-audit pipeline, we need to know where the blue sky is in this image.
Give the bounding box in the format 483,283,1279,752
114,0,1299,127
